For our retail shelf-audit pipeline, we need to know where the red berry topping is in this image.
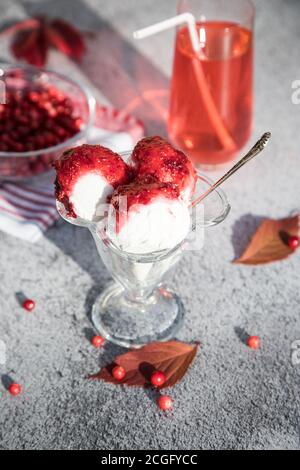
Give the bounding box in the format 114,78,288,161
112,365,126,381
247,336,260,350
111,175,179,233
150,371,166,387
112,175,179,211
131,136,197,200
132,136,176,166
157,395,173,411
9,383,22,396
288,235,299,250
91,335,105,348
22,299,35,312
54,145,133,218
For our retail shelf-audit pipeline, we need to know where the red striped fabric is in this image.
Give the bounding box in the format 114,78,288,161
0,182,57,232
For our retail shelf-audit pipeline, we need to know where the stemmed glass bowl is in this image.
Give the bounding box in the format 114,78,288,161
57,152,230,348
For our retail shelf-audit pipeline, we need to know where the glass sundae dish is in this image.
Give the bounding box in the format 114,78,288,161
55,138,230,348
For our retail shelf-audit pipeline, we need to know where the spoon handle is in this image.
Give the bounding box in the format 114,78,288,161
191,132,271,207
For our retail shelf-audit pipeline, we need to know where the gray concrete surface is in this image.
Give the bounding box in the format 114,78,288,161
0,0,300,450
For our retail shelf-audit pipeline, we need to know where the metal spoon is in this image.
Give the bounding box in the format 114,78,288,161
191,132,271,207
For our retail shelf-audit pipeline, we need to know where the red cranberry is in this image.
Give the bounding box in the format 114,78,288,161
157,395,173,411
12,143,24,152
112,366,126,381
0,143,8,151
247,336,260,350
22,299,35,312
150,371,166,387
28,91,40,102
9,383,22,396
288,236,299,250
47,108,58,118
91,335,105,348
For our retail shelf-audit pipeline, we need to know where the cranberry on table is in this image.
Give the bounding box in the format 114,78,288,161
288,235,299,250
247,336,260,350
22,299,35,312
157,395,173,411
150,370,166,388
8,383,22,396
112,365,126,381
91,335,105,348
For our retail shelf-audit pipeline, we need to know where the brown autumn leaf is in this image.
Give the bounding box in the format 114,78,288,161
89,340,199,389
234,214,300,265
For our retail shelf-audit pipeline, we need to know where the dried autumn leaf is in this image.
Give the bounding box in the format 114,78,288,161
12,27,48,67
47,20,85,60
89,340,199,389
234,214,300,265
1,16,86,67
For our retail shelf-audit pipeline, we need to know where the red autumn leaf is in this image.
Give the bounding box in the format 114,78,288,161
234,214,300,265
47,20,85,60
11,27,48,68
1,16,86,67
89,341,199,389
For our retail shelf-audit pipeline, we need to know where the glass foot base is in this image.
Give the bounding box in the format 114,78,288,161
91,283,185,348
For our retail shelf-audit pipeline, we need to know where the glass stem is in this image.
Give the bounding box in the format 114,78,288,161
124,287,155,305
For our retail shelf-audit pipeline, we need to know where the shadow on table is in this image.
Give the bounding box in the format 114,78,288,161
13,0,170,136
1,374,13,390
231,213,265,260
284,0,300,8
45,220,110,320
234,326,249,345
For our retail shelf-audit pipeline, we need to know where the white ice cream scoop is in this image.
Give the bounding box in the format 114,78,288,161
54,144,132,221
106,179,191,254
69,173,113,221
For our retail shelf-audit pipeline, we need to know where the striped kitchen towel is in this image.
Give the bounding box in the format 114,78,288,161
0,105,144,243
0,179,57,243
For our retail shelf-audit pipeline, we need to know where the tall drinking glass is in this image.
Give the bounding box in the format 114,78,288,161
168,0,254,169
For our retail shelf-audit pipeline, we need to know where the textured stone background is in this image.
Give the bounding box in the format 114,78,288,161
0,0,300,450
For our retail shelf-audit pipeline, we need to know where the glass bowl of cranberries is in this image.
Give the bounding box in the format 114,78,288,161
0,64,96,180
